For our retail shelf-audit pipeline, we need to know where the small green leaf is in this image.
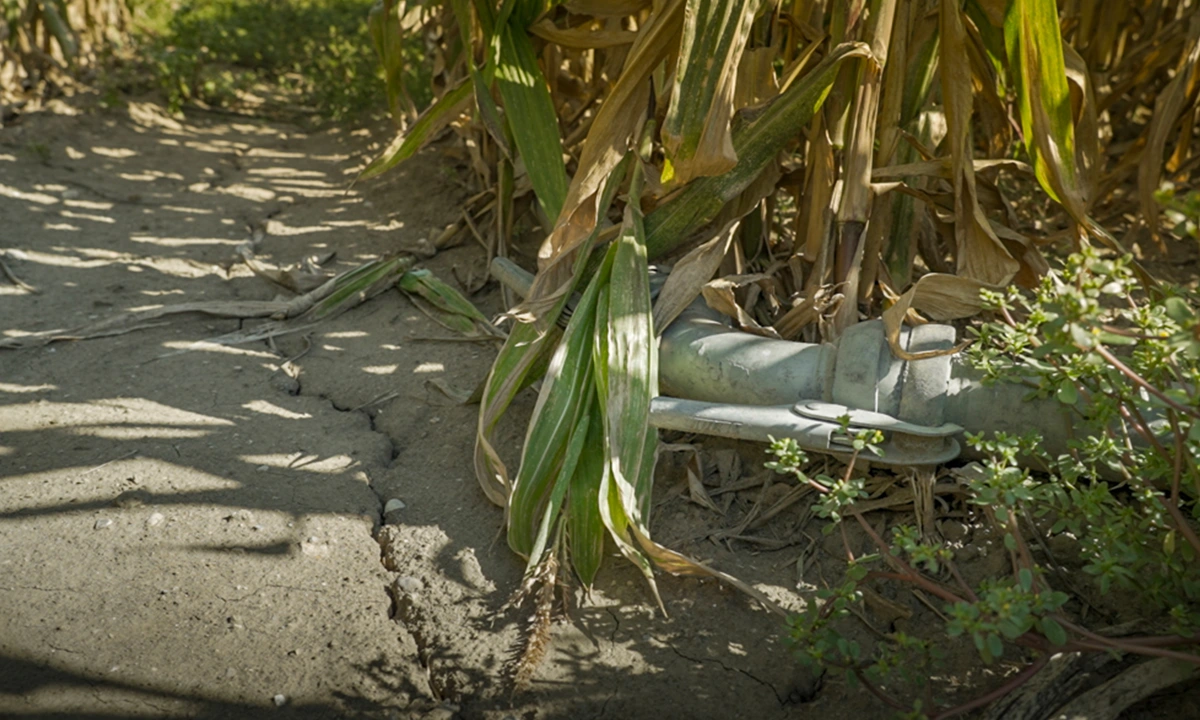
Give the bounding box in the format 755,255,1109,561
1018,567,1033,592
1041,616,1068,646
496,24,569,225
1163,297,1196,324
1004,533,1018,551
358,80,473,181
986,633,1005,661
1055,380,1078,405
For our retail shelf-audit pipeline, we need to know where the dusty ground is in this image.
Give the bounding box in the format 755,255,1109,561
0,97,1192,720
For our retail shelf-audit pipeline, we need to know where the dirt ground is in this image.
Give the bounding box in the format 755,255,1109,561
0,97,1193,719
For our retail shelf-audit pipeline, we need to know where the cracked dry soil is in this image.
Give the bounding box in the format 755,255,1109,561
0,97,840,720
8,97,1180,720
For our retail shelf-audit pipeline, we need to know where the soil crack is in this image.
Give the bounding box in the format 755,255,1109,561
666,643,786,705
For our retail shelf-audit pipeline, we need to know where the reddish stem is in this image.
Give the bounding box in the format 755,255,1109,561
930,653,1049,720
851,667,907,710
1092,342,1200,419
868,570,963,605
946,559,980,603
1058,618,1200,664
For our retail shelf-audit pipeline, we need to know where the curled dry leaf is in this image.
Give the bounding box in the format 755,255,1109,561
881,273,989,361
530,18,637,49
651,219,739,332
701,274,783,339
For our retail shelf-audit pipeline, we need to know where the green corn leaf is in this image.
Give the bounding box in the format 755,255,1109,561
592,157,666,608
398,269,493,336
449,0,513,159
496,24,569,225
474,156,628,506
308,255,415,320
900,11,940,127
471,0,497,39
475,320,561,506
368,1,408,124
358,79,473,182
643,42,871,261
399,269,490,324
661,0,765,186
1004,0,1087,220
522,392,593,574
41,0,78,61
507,251,606,557
592,246,662,609
568,400,607,589
604,199,658,527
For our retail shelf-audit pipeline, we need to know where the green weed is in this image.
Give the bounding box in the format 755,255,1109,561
134,0,430,120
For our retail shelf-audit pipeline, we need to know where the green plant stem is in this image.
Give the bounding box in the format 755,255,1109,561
1167,412,1200,503
1170,411,1200,499
1161,495,1200,558
1004,507,1044,592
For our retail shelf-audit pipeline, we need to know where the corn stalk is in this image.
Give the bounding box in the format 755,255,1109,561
361,0,1200,677
1,0,131,114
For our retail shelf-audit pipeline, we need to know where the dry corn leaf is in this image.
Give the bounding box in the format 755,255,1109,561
734,45,782,111
530,18,637,48
701,273,782,338
536,0,685,281
1138,14,1200,240
940,0,1019,286
651,219,739,332
565,0,651,16
881,273,988,360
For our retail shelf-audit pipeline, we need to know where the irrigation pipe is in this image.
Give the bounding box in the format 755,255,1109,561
491,258,1082,469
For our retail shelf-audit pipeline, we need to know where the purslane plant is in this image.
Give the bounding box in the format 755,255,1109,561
772,250,1200,718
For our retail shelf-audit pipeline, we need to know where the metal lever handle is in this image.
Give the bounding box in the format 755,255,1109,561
649,396,961,466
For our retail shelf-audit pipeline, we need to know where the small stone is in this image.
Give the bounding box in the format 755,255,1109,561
273,694,287,707
147,512,165,527
939,520,970,543
269,373,300,395
94,518,112,530
395,576,423,594
231,509,255,523
384,498,406,514
300,538,330,558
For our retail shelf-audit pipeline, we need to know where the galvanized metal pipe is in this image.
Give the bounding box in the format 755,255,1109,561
490,258,1079,467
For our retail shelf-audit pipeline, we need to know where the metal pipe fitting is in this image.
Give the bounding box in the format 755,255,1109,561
489,258,1077,468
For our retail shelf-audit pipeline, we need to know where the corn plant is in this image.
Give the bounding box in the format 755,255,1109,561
1,0,130,111
361,0,1200,683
